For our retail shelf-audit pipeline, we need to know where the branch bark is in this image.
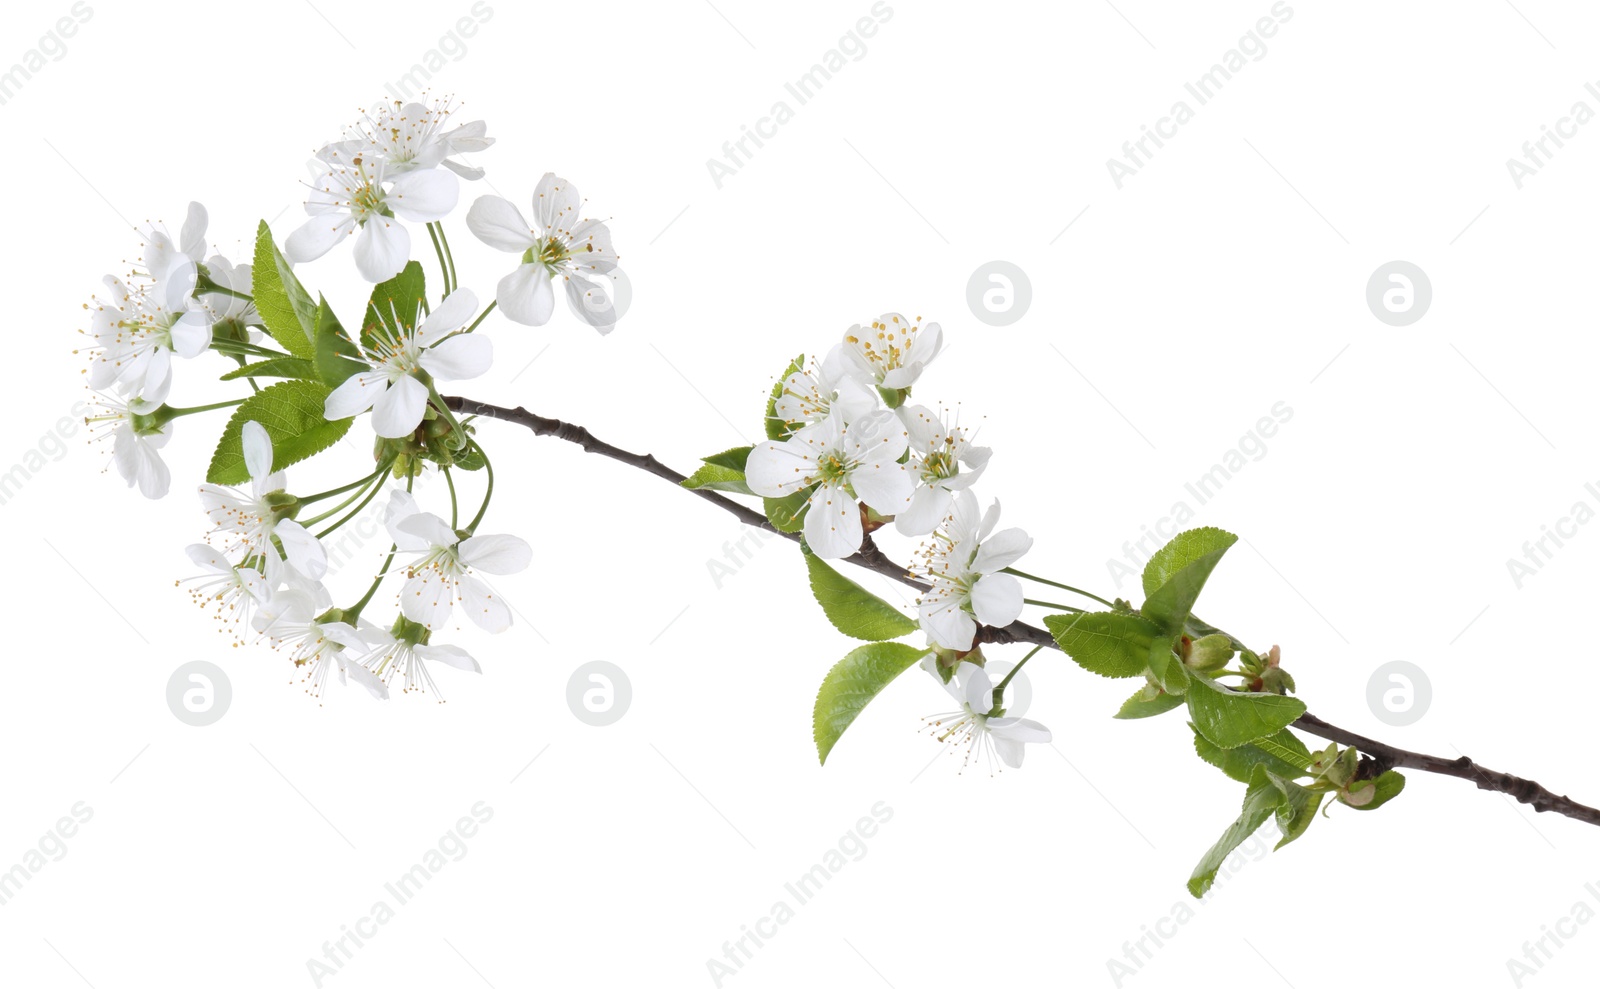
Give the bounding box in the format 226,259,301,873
446,395,1600,829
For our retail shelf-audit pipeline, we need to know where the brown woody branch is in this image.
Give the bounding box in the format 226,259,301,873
446,395,1600,829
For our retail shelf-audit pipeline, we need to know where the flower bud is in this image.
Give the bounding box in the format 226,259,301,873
1182,633,1235,672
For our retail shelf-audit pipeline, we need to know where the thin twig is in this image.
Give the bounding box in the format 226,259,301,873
446,394,1600,828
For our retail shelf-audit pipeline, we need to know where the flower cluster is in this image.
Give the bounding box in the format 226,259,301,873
740,316,1050,768
79,94,625,702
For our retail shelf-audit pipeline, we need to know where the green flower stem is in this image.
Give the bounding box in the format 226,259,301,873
300,462,394,506
436,221,458,293
464,299,497,334
1004,568,1116,609
444,467,458,529
209,340,291,360
465,441,494,533
992,644,1043,713
1023,598,1085,613
348,471,415,621
165,399,246,417
427,223,451,299
200,284,253,302
300,479,379,528
313,469,389,538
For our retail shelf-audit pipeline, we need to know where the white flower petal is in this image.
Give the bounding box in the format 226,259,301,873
241,421,273,485
465,195,536,252
416,643,480,673
495,264,555,326
458,533,532,574
972,527,1033,574
801,483,861,560
284,215,353,263
371,374,429,438
459,575,513,633
324,371,386,421
419,334,493,382
388,167,459,222
275,520,328,581
970,573,1024,629
353,219,411,283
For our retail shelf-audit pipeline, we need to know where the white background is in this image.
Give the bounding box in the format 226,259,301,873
5,0,1600,986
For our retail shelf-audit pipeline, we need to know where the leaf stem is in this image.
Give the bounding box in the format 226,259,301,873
313,469,389,538
1023,598,1085,612
992,644,1043,712
464,300,497,334
425,220,451,300
165,399,246,417
465,441,494,532
1005,568,1115,608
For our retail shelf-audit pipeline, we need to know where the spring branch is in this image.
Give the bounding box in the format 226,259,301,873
446,395,1600,829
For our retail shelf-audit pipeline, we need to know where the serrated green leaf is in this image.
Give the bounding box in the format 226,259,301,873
313,295,366,388
681,463,752,495
702,445,753,471
814,642,930,765
1186,674,1307,749
1192,725,1312,784
764,489,809,533
1141,527,1238,633
1188,764,1282,898
1043,612,1161,679
1342,770,1406,811
206,380,352,485
804,553,917,641
251,221,317,359
1252,730,1314,771
363,261,427,342
1114,684,1187,720
765,352,806,440
1265,771,1323,849
219,357,318,382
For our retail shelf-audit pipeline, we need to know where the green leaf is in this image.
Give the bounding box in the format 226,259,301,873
1188,764,1283,898
313,295,366,388
764,489,809,533
1114,684,1187,720
681,446,755,495
1141,527,1238,633
452,446,485,470
206,380,353,485
813,642,930,765
1265,771,1323,849
1342,770,1406,811
1186,674,1307,749
1146,635,1190,695
1043,612,1161,679
681,464,752,495
1192,725,1313,784
219,357,318,382
804,553,917,641
251,221,318,359
702,445,752,471
764,352,806,440
363,261,427,343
